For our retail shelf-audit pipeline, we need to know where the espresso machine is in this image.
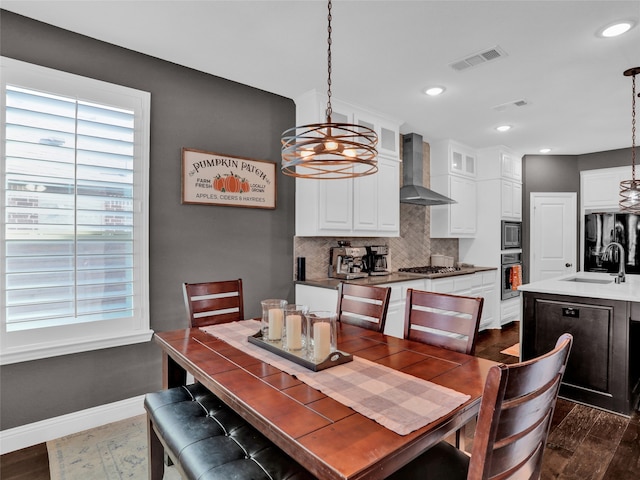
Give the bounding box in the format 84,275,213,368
329,246,369,279
365,245,390,276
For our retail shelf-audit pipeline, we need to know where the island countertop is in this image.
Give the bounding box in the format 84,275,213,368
518,271,640,302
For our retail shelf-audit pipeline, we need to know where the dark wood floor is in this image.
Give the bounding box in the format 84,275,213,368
1,322,638,480
0,442,49,480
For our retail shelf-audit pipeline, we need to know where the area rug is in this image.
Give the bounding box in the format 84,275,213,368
500,343,520,357
47,414,181,480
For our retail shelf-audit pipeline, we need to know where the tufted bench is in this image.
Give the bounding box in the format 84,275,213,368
145,383,316,480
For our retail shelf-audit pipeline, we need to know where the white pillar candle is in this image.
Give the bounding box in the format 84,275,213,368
285,314,302,350
268,309,283,340
313,321,331,361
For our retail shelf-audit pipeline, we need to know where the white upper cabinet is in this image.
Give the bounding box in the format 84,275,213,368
476,146,523,220
476,146,522,181
449,175,477,234
353,157,400,233
355,111,400,159
500,151,522,181
581,166,630,211
318,176,353,232
501,179,522,220
294,90,401,237
430,174,477,237
431,140,477,178
430,139,478,237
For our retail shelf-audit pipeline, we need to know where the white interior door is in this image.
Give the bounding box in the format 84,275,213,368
530,192,577,282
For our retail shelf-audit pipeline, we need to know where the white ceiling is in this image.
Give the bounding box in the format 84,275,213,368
3,0,640,156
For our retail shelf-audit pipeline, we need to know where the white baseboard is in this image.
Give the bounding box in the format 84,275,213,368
0,395,146,455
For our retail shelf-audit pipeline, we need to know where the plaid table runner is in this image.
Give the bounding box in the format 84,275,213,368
201,320,470,436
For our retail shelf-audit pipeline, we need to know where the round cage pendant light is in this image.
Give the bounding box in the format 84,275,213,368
281,0,378,179
620,67,640,213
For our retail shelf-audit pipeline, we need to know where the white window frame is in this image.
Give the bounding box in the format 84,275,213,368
1,56,152,365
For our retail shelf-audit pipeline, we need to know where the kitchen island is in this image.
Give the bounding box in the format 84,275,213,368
518,272,640,416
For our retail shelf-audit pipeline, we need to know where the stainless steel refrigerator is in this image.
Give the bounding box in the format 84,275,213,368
584,213,640,274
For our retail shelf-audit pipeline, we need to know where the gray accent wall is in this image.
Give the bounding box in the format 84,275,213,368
577,147,633,172
522,148,632,283
0,11,295,430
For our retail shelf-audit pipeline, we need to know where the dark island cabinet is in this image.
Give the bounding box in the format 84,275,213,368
522,292,639,416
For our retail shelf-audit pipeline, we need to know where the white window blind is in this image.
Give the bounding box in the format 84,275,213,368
1,57,152,364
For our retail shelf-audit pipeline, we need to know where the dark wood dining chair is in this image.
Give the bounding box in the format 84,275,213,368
404,288,484,355
386,333,573,480
336,282,392,332
183,279,244,327
404,288,485,448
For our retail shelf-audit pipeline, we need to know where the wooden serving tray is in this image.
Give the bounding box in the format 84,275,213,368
248,331,353,371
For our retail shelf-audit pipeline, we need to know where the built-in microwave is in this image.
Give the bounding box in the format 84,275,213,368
501,221,522,250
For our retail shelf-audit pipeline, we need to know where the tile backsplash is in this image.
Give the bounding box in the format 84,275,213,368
293,140,458,280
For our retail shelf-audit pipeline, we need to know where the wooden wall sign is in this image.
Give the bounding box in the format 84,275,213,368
182,148,276,209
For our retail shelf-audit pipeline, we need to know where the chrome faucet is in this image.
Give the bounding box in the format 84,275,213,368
604,242,626,283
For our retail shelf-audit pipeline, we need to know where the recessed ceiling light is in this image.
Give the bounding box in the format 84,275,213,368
597,20,636,38
424,86,445,96
496,125,511,132
539,148,552,154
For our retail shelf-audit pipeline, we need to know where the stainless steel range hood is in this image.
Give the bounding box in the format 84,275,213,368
400,133,456,206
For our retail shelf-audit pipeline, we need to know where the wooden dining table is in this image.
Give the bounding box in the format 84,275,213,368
154,322,498,480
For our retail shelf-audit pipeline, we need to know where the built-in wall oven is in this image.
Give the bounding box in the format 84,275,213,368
501,252,522,300
501,220,522,250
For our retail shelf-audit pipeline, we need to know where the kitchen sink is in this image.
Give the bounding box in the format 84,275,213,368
562,277,613,284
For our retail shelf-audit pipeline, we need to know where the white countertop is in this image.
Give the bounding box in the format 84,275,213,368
518,271,640,302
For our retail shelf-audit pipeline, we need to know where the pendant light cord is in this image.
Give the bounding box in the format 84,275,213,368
632,72,636,181
280,0,378,179
326,0,333,121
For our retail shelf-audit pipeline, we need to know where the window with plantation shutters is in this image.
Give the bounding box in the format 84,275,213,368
1,57,152,364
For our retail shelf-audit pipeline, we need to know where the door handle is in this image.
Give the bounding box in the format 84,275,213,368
565,263,573,267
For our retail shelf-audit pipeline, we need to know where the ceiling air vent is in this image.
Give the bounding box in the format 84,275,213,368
449,45,508,71
492,99,530,112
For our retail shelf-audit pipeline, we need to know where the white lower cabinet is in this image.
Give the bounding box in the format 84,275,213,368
427,274,478,295
295,284,338,313
500,296,521,326
296,280,426,340
295,270,499,342
427,271,497,331
377,279,426,338
477,271,498,330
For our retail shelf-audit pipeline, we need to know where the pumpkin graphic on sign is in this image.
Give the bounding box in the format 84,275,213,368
213,172,250,193
213,175,224,191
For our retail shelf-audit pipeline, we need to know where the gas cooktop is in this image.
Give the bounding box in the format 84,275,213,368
398,266,461,274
